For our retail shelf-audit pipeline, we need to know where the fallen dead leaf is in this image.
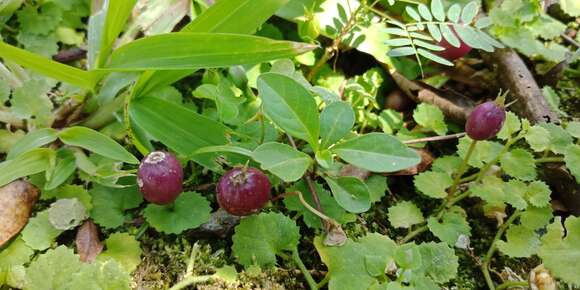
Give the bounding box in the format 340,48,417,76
0,180,39,247
75,220,103,263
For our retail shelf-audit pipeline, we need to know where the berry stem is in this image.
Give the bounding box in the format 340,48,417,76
292,248,319,290
495,281,528,290
449,140,477,197
168,275,213,290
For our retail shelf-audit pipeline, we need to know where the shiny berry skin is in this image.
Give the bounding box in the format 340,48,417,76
137,151,183,205
216,167,271,216
437,26,472,61
465,101,506,140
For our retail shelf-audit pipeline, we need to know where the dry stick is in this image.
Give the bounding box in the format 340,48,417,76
402,132,466,144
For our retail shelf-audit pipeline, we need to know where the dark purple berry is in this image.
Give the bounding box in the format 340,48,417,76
216,167,271,216
137,151,183,205
437,26,472,61
465,101,506,140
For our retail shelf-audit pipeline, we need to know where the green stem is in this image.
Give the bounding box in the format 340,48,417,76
481,211,522,290
168,275,213,290
292,249,318,290
476,135,523,182
82,94,126,129
534,157,564,163
317,274,330,289
496,281,529,290
449,140,477,197
135,222,149,240
399,225,428,244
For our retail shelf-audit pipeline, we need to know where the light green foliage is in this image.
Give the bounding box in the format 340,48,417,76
413,103,447,136
320,101,356,148
366,175,388,203
0,130,25,154
417,242,459,283
525,125,551,152
325,176,371,213
520,206,553,230
457,137,503,168
11,79,54,127
564,144,580,181
427,209,471,247
232,212,300,268
25,246,130,290
251,142,312,182
0,238,34,271
143,192,211,234
58,126,139,164
89,183,143,229
387,201,424,229
284,181,355,229
560,0,580,16
413,171,453,199
525,181,551,208
500,148,536,181
566,121,580,139
539,122,573,154
21,210,63,251
43,184,92,210
470,176,506,206
503,179,528,210
98,233,142,273
496,112,521,140
431,155,462,175
542,86,568,117
47,198,87,230
497,225,541,258
538,216,580,285
192,80,245,124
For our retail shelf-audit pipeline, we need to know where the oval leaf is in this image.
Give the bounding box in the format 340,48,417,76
58,127,139,164
7,128,58,160
0,148,54,187
325,176,371,213
320,101,355,149
252,142,312,182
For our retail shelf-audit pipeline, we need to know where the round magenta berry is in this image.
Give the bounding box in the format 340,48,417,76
216,167,271,216
465,101,506,140
437,26,472,61
137,151,183,205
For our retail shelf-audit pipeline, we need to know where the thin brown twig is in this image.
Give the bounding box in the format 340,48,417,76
403,132,466,144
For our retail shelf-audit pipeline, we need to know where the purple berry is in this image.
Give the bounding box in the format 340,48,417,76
465,101,506,140
216,167,271,216
137,151,183,205
437,26,472,61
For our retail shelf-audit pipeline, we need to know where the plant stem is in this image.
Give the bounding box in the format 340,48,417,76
317,274,331,288
82,94,126,129
399,225,428,244
135,222,149,240
534,156,564,163
403,132,466,145
496,281,529,290
481,211,522,290
292,249,319,290
449,140,477,197
168,275,213,290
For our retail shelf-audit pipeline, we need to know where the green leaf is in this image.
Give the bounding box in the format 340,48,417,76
257,73,320,149
251,142,312,182
106,33,315,71
414,171,453,199
43,184,92,210
497,225,540,258
461,1,479,24
503,180,528,210
11,79,54,127
447,4,462,23
539,123,573,154
98,233,142,273
332,133,420,173
129,97,229,168
366,175,388,203
525,181,551,208
320,101,355,148
97,0,137,68
89,182,143,229
564,144,580,181
496,112,521,140
457,137,502,168
58,127,138,164
500,148,536,181
427,210,471,247
525,125,551,152
21,210,63,251
560,0,580,16
520,206,553,230
413,103,448,136
6,128,58,160
538,216,580,285
470,176,506,206
431,155,462,175
144,192,211,234
284,181,355,229
232,212,300,268
405,7,421,22
0,41,99,89
0,148,54,187
44,149,77,190
566,121,580,139
417,4,432,21
430,0,445,21
47,198,87,230
418,242,459,283
24,246,83,290
0,238,34,269
440,23,460,47
387,201,424,229
325,176,371,213
417,48,454,66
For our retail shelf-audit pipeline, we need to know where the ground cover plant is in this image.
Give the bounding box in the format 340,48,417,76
0,0,579,289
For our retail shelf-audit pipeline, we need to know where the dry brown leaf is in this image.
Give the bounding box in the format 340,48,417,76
0,180,39,247
75,220,103,263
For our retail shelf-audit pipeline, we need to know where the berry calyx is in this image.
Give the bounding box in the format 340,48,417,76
137,151,183,205
216,167,271,216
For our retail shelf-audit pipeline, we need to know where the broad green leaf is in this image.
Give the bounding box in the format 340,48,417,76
0,148,54,187
0,238,34,269
538,216,580,285
413,103,448,136
6,128,58,160
539,122,573,154
525,125,551,152
251,142,312,182
470,176,506,206
97,0,138,67
457,137,503,168
387,201,424,229
560,0,580,16
21,210,63,251
325,176,371,213
566,121,580,139
257,73,319,148
366,175,388,203
320,101,355,148
503,180,528,210
98,233,142,273
414,171,453,199
0,41,99,89
497,225,540,258
418,242,459,283
520,206,553,230
431,155,462,175
428,210,471,248
525,181,551,208
43,184,92,210
143,192,211,234
564,144,580,181
90,182,143,229
232,212,300,268
105,33,315,71
332,133,420,173
58,127,139,164
47,198,87,230
500,148,536,181
11,79,53,127
496,112,521,140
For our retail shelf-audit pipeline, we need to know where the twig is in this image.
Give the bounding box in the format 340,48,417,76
403,132,466,144
561,33,580,49
496,281,529,290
